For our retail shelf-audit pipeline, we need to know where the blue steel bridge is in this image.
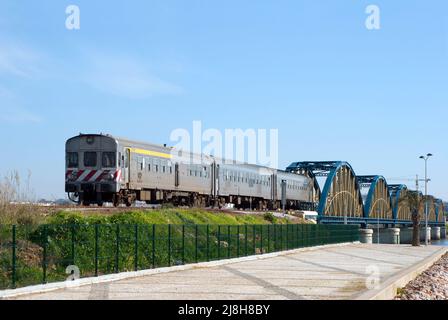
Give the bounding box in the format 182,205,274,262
285,161,446,227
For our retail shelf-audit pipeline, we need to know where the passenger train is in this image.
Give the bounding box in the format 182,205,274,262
65,133,316,209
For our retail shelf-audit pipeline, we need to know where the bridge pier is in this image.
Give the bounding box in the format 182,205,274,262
359,229,373,244
399,228,414,244
420,227,431,242
431,227,441,241
371,227,400,244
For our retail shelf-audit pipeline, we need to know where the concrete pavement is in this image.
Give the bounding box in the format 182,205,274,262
6,243,446,300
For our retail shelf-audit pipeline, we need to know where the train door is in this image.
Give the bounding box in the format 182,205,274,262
123,148,130,187
281,180,287,211
174,163,179,187
271,173,277,202
211,162,219,200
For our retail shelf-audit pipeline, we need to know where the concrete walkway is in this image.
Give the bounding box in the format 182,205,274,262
7,244,446,300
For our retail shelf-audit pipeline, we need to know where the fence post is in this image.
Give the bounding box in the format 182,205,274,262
227,225,231,258
206,224,210,262
245,225,248,256
182,225,185,265
42,225,48,284
273,224,276,251
286,224,289,250
134,224,139,271
151,224,156,268
195,225,198,263
253,225,256,255
218,226,221,259
279,224,283,251
260,225,263,254
168,224,171,267
296,224,299,248
237,225,240,257
115,225,120,273
71,225,75,266
11,225,16,289
94,224,99,277
267,224,270,253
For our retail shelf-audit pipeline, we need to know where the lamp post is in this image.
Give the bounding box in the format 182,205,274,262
419,153,433,245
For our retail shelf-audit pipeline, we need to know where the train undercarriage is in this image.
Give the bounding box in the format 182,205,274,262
68,188,312,211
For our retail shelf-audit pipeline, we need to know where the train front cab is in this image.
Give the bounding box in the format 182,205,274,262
65,134,120,206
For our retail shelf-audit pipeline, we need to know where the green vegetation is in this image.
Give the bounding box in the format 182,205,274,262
0,214,359,290
47,209,294,226
263,212,277,224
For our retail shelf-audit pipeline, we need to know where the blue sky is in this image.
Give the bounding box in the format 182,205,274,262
0,1,447,200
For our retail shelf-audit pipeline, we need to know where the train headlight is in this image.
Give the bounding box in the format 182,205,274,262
70,171,78,181
107,173,114,181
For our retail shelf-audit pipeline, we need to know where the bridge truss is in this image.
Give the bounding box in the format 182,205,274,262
286,161,364,219
388,184,411,221
357,175,393,220
286,161,445,227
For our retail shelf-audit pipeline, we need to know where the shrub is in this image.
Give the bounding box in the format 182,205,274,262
263,212,276,223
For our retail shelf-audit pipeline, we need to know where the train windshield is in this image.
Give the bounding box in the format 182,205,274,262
84,151,97,167
102,152,116,167
67,152,78,168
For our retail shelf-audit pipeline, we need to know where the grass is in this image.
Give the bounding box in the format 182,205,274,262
46,208,304,226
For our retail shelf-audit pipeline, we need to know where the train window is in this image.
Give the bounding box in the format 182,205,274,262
84,152,97,167
102,152,116,168
163,166,166,173
67,152,78,168
155,165,159,172
148,164,151,172
169,166,172,174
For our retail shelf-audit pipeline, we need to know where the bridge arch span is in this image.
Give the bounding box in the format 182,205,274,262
357,176,392,219
436,199,445,223
286,161,364,218
388,184,410,221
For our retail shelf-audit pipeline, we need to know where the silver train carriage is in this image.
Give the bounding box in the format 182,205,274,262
65,133,315,209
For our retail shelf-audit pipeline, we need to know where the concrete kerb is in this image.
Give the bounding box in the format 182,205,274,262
0,241,359,300
353,246,448,300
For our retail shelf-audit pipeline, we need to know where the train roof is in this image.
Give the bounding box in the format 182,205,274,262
67,133,294,173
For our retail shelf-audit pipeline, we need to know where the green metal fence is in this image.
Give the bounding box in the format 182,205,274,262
0,223,359,290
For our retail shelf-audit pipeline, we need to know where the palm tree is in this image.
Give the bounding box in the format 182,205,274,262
399,191,425,246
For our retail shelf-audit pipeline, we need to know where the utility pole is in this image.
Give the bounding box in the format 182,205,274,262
419,154,433,246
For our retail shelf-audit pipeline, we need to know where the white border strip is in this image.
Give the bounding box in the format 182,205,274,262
0,242,358,299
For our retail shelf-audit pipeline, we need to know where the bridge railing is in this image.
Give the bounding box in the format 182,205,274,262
318,215,446,227
0,223,359,290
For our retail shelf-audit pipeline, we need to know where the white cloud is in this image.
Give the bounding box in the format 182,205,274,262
83,52,184,99
0,107,42,124
0,44,41,78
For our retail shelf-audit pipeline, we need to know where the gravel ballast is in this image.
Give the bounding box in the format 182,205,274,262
395,253,448,300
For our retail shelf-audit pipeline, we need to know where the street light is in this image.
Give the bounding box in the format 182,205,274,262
419,153,433,245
